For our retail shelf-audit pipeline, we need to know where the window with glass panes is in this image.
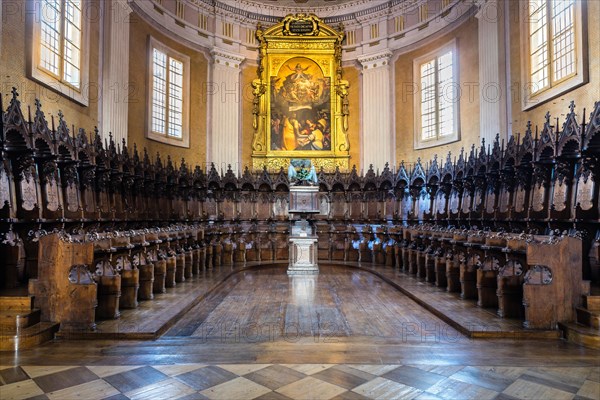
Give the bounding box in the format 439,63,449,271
39,0,82,89
151,48,185,139
528,0,576,95
418,50,455,142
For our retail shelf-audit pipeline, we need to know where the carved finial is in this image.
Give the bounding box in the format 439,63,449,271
11,87,18,99
545,111,551,123
569,100,575,113
35,98,42,110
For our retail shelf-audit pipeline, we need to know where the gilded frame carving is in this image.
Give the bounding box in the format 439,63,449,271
251,14,350,172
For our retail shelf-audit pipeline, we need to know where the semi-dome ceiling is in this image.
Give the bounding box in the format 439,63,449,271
134,0,474,61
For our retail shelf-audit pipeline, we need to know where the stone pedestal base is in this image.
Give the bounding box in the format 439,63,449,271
288,236,319,275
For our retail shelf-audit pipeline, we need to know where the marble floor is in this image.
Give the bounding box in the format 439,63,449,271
0,363,599,400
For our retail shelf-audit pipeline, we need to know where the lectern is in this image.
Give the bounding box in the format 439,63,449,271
288,185,319,275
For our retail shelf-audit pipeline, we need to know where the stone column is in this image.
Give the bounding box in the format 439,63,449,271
358,51,394,172
101,0,131,145
209,48,245,173
476,0,509,144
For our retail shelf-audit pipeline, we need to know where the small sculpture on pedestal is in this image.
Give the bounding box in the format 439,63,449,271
288,159,318,186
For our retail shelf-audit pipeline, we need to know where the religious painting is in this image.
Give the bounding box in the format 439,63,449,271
251,14,350,172
270,57,331,152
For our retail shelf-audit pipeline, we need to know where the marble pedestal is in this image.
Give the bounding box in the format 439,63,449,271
288,236,319,275
287,186,320,275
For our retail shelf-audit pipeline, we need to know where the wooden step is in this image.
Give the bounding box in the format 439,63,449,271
0,309,41,331
0,296,34,311
0,322,59,352
576,307,600,330
558,322,600,350
582,295,600,311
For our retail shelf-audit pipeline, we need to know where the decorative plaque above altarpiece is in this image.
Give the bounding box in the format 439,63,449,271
251,14,350,172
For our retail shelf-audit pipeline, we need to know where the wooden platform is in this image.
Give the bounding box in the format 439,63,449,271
58,262,559,342
349,263,561,340
56,262,287,340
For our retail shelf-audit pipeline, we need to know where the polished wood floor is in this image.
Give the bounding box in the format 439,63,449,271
166,265,461,342
2,264,600,399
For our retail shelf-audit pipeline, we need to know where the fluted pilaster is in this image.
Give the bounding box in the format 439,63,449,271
358,51,394,171
209,48,245,173
101,0,131,145
476,0,509,144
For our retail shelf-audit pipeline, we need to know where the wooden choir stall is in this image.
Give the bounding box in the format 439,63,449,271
1,89,599,349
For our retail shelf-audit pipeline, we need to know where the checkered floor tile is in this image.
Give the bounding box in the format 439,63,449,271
0,364,598,400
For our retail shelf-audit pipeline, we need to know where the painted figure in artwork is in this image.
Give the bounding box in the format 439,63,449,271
271,57,331,151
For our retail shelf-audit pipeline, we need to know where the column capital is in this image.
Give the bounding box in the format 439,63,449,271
211,48,245,69
114,0,133,16
475,0,496,20
357,50,393,70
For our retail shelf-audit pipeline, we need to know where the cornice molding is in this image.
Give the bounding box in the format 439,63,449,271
129,0,475,63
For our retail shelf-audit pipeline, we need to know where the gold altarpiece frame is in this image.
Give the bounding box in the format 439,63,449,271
251,14,350,172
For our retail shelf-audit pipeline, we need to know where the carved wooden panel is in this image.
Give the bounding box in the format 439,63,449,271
384,196,395,219
514,185,526,213
20,175,37,211
499,189,510,214
45,179,60,212
472,188,483,212
434,190,446,217
65,183,79,213
256,194,271,220
484,191,495,215
532,184,545,212
449,189,460,215
551,182,567,212
330,193,346,218
576,176,595,211
205,198,218,219
239,196,255,220
349,194,362,219
461,191,471,214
